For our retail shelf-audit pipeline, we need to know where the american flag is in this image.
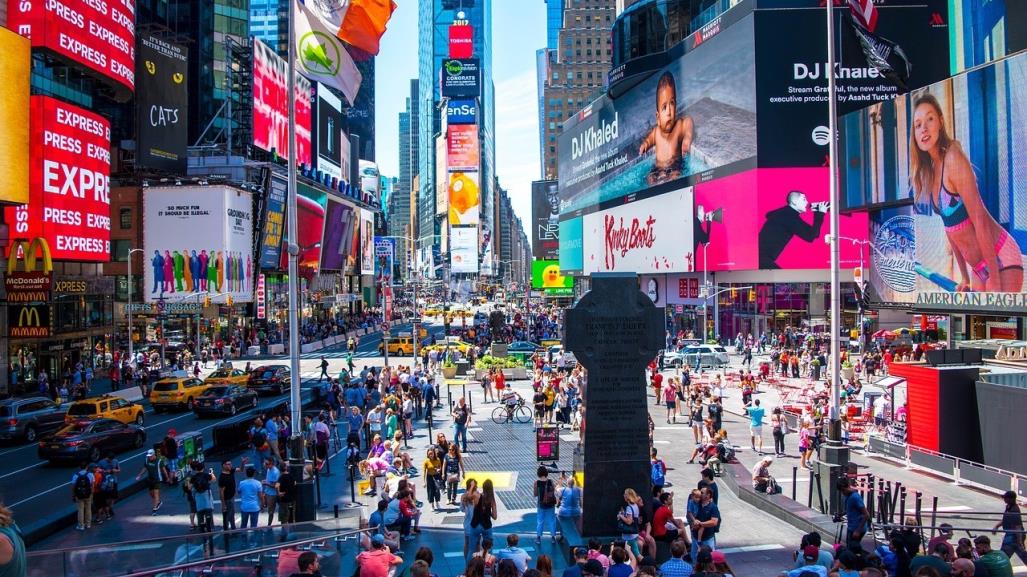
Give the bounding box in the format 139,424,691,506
847,0,879,32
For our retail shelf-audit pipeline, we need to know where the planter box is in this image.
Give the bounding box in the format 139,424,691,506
841,367,855,380
442,366,458,379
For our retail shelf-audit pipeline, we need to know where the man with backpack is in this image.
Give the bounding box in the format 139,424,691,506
650,448,667,493
71,462,95,530
250,418,271,471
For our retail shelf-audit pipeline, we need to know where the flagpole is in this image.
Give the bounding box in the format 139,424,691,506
286,0,304,458
826,0,843,444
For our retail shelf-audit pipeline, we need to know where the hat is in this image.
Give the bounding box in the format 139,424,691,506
711,551,726,564
146,449,156,457
582,560,605,576
573,547,587,558
803,545,819,560
371,533,385,546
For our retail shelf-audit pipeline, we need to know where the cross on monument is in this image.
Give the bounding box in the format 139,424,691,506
564,273,665,536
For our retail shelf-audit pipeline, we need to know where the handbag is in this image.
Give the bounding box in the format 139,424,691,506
616,507,638,533
447,473,459,484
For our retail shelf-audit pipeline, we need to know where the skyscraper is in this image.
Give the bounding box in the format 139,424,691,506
392,80,420,278
417,0,495,274
539,0,616,179
250,0,281,51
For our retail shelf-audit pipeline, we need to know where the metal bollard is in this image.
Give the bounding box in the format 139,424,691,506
814,472,825,514
914,491,923,538
890,482,902,525
867,475,876,523
792,466,798,501
929,496,939,540
808,469,815,508
899,486,907,524
334,504,340,518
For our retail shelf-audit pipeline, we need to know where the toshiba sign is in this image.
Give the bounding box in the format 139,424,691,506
4,96,112,261
7,0,136,96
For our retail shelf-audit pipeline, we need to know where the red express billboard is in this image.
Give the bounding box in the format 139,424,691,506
4,96,111,261
7,0,136,95
252,38,312,166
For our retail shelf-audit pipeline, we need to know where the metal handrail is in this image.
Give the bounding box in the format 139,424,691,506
26,517,358,557
120,526,372,577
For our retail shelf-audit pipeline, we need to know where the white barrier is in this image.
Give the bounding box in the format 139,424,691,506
111,386,145,403
269,344,285,355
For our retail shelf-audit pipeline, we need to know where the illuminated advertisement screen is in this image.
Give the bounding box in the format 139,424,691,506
531,260,574,296
279,182,326,278
449,24,473,58
4,96,111,261
135,34,188,173
0,27,29,206
448,171,480,226
7,0,136,95
258,173,287,269
531,180,559,260
447,124,479,170
855,51,1027,313
252,38,312,166
321,199,354,271
450,226,478,274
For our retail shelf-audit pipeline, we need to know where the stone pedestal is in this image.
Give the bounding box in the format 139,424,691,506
565,273,664,536
815,442,851,517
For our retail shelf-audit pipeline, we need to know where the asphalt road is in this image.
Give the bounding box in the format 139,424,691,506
0,319,444,536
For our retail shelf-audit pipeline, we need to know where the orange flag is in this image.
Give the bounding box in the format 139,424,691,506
338,0,398,56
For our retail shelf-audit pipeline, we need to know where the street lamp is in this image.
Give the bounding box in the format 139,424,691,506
126,248,145,364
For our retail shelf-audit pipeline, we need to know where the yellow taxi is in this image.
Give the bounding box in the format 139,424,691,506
379,334,417,355
203,368,250,386
423,338,475,355
149,377,214,412
422,307,441,317
65,395,145,426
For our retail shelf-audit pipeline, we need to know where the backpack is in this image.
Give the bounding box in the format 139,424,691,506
192,471,210,493
540,480,557,508
73,472,92,499
101,471,117,492
651,459,666,486
251,427,268,449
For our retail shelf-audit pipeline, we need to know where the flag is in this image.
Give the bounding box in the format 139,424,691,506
337,0,397,57
846,0,878,32
845,0,911,92
294,0,363,105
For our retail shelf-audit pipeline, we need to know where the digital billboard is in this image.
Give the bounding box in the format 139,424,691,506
143,186,253,304
321,199,355,271
279,182,326,279
447,124,480,170
315,85,344,183
374,236,396,284
860,51,1027,313
532,260,574,296
136,34,188,174
532,180,560,260
7,0,136,95
450,226,478,274
581,186,694,274
753,0,950,168
440,58,481,98
4,96,111,262
258,173,287,269
435,135,448,216
0,27,29,206
448,171,480,226
557,13,757,217
446,99,476,125
559,216,584,273
253,38,312,166
449,24,473,58
360,208,375,275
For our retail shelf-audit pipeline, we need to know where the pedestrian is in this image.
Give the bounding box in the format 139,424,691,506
470,479,498,556
837,478,868,553
277,464,297,527
356,534,403,577
0,503,27,577
238,467,262,529
319,356,330,382
262,457,280,526
662,379,677,424
135,449,164,515
995,490,1027,565
443,444,464,505
746,399,766,454
423,447,443,510
460,479,480,558
771,407,787,457
494,534,532,575
452,397,470,453
218,460,245,530
618,489,643,557
71,461,95,531
97,451,120,521
974,535,1013,577
690,488,720,563
534,466,560,544
188,462,215,540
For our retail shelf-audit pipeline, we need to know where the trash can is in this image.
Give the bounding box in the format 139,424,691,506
455,360,470,376
292,459,317,522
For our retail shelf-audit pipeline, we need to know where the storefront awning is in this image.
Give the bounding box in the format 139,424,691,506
875,376,906,389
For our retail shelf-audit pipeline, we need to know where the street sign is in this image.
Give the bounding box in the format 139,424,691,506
382,322,390,331
411,317,423,324
536,426,560,462
156,299,166,313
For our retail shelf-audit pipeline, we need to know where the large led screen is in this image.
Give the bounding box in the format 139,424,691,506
557,13,757,217
860,51,1027,313
253,38,312,166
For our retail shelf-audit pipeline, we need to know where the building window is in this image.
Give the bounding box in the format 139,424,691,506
119,207,132,229
112,240,131,262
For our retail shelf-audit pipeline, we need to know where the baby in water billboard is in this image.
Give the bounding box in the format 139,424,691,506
638,71,695,186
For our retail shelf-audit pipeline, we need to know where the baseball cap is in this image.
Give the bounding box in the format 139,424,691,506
582,560,604,576
146,449,156,457
573,547,587,558
371,533,385,546
711,551,726,564
803,545,819,560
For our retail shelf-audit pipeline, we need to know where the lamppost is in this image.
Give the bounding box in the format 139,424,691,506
700,242,711,342
126,248,145,364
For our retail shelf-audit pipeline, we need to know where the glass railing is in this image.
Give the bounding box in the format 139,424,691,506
28,518,366,577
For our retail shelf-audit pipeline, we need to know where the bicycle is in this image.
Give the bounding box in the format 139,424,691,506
492,398,532,424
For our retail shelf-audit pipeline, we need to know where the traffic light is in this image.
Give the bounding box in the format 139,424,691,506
730,287,738,300
748,289,756,303
204,295,211,308
226,295,234,306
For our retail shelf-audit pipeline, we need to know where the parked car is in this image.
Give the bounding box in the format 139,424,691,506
507,341,543,354
248,365,291,395
203,368,250,386
38,419,146,463
149,377,213,412
678,345,731,368
65,395,145,426
193,385,259,417
0,397,67,443
547,345,578,368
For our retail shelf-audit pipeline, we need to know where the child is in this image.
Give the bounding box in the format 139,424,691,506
638,71,694,185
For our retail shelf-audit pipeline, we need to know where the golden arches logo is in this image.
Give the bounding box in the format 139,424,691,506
7,237,54,273
17,306,40,327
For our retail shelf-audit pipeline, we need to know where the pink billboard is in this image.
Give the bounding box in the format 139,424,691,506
756,168,868,270
694,171,759,271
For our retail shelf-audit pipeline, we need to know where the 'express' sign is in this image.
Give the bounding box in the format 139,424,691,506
7,0,136,95
4,97,112,261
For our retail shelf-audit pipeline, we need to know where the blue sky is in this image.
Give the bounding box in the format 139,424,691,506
374,0,546,227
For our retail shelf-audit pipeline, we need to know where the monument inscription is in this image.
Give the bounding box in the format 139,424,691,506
565,273,664,536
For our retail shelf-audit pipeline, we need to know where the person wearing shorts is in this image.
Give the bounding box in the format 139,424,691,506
746,399,766,455
662,380,677,424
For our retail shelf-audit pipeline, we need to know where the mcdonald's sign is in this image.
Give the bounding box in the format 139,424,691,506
4,238,52,303
9,303,51,338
